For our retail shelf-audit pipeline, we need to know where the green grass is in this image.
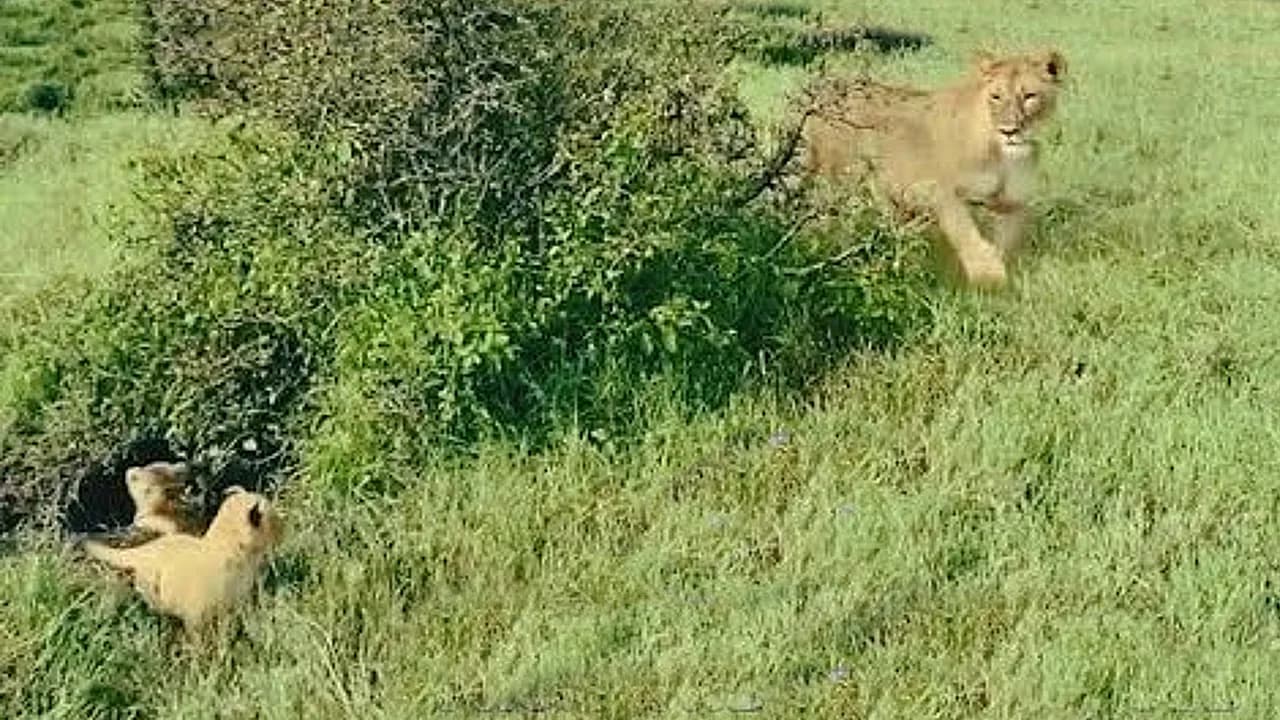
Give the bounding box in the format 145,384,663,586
0,0,163,305
6,0,1280,717
0,114,208,305
0,0,145,114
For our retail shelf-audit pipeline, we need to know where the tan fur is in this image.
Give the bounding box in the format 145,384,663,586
83,487,284,631
125,461,200,536
801,49,1068,288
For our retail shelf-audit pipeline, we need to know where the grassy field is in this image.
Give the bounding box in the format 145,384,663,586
0,0,159,306
0,0,143,113
5,0,1280,718
0,114,209,305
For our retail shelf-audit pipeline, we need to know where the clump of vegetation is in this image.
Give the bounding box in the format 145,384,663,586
0,0,930,529
22,81,71,114
0,0,144,114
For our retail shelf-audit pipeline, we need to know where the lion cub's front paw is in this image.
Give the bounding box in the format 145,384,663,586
959,245,1008,290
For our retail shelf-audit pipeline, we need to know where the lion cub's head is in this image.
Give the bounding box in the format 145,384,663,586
125,462,190,516
204,486,285,556
974,49,1066,158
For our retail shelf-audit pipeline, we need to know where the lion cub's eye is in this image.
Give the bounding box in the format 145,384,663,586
989,92,1003,102
1023,92,1038,101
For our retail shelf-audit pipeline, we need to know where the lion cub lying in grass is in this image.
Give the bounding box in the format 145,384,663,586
83,486,284,632
801,49,1067,289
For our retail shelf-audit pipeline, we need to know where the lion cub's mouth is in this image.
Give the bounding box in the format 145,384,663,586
999,136,1033,158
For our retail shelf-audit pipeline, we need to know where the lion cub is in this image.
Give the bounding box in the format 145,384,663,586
125,461,201,536
801,49,1067,288
83,486,284,631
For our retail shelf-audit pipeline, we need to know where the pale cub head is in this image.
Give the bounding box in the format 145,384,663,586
974,49,1067,158
125,461,190,515
205,486,285,556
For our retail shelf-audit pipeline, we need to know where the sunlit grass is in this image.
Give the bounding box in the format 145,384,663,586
0,114,208,306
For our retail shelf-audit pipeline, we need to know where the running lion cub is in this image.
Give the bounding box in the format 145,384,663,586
83,486,284,632
801,49,1068,288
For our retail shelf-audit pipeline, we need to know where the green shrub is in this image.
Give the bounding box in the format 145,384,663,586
143,0,573,233
0,128,376,529
22,81,70,114
0,0,930,528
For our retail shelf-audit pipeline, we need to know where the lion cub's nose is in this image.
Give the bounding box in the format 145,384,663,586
998,126,1024,143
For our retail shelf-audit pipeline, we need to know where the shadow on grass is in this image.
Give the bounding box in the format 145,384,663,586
729,2,930,67
731,1,813,21
757,26,933,67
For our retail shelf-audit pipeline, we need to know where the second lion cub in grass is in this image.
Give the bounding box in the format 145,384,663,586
125,461,201,536
801,49,1067,289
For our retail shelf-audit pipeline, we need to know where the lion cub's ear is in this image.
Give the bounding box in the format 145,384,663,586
171,462,192,483
1040,49,1067,81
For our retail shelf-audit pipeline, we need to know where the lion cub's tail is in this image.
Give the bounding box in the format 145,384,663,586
80,539,135,573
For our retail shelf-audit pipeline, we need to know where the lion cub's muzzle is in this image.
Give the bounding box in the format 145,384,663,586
997,125,1033,157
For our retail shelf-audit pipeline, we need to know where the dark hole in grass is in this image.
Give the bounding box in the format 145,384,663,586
63,436,185,534
60,437,288,536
